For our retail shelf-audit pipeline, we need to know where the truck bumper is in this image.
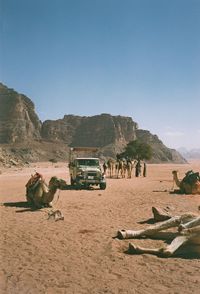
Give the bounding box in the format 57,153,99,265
77,178,106,185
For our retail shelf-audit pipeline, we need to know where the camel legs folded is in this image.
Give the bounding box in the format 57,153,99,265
129,235,189,257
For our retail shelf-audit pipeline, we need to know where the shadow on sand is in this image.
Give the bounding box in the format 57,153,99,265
137,218,157,224
2,201,43,212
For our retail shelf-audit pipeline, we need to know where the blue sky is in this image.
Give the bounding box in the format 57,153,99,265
1,0,200,150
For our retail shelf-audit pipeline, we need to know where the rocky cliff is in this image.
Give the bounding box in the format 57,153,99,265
0,83,186,165
0,83,41,143
42,114,138,147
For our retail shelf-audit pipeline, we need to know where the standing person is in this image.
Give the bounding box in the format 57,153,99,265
135,160,141,177
143,162,147,177
103,161,108,175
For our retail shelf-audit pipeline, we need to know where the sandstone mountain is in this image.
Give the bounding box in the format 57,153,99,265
42,114,138,156
0,83,41,143
0,83,186,166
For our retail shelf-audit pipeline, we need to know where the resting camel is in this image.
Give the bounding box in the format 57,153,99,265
172,170,200,195
26,172,67,208
117,208,200,257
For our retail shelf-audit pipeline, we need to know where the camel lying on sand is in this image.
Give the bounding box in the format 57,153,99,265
26,172,67,208
172,170,200,195
117,207,200,257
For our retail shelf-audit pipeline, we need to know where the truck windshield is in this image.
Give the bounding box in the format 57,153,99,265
77,159,100,167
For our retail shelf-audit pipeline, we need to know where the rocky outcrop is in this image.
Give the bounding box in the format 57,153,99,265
136,129,187,163
41,115,82,144
0,82,186,163
0,83,41,143
42,114,138,147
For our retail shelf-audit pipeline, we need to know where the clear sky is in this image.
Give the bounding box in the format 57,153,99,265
1,0,200,150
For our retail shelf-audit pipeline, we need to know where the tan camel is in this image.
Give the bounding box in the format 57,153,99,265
107,159,116,178
172,170,200,194
117,208,200,257
116,159,126,178
26,173,67,208
126,160,134,179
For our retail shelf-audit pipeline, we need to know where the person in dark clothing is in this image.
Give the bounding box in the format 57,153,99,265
103,161,108,175
143,162,147,177
135,160,141,177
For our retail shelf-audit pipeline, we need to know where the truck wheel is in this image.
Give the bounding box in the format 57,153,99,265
83,183,90,189
100,182,106,190
71,177,75,186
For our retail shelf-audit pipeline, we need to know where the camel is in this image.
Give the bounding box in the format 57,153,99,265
126,160,134,179
116,159,126,178
117,208,200,257
172,170,200,195
26,172,67,208
107,159,116,178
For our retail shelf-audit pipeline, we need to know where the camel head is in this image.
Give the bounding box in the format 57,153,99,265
172,170,179,181
49,177,67,189
172,170,182,189
172,170,178,175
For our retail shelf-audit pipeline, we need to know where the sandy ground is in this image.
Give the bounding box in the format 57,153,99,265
0,161,200,294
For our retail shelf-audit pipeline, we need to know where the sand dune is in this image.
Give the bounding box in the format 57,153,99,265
0,161,200,294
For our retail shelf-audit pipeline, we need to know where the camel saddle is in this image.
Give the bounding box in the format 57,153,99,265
182,170,200,185
26,172,43,192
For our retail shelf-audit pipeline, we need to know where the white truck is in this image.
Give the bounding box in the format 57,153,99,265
68,147,106,190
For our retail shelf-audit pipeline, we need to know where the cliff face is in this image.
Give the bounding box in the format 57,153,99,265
0,82,186,164
0,83,41,143
42,114,138,149
41,115,82,144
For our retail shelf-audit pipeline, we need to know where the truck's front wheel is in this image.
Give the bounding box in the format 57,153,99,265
71,177,75,186
100,182,106,190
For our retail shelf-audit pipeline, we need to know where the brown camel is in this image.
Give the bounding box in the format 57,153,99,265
26,173,67,208
117,208,200,257
172,170,200,195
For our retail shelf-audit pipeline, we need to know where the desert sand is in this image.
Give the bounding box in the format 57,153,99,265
0,161,200,294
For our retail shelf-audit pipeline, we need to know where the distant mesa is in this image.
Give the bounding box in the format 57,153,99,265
0,82,186,165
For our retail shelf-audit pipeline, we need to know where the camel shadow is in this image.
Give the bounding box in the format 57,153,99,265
169,189,186,195
60,185,104,191
2,201,42,212
138,218,157,224
3,201,31,208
